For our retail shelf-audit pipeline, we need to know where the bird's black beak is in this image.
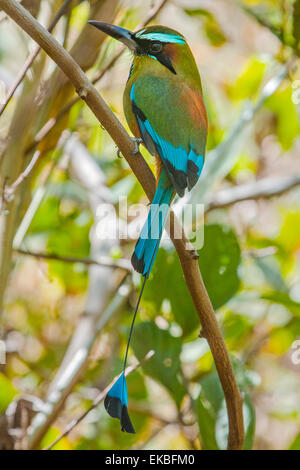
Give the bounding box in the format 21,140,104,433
88,21,137,51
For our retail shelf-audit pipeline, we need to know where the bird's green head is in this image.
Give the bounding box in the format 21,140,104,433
88,22,198,78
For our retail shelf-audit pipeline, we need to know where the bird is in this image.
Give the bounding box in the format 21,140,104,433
88,21,207,434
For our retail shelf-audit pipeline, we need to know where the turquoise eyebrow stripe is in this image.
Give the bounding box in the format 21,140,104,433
136,32,186,44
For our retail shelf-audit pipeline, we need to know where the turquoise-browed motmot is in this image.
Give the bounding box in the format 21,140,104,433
89,21,208,434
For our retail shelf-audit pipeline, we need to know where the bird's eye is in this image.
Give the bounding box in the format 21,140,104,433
150,42,163,53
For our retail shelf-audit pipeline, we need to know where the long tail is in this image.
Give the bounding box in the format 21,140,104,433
104,175,173,433
131,176,174,277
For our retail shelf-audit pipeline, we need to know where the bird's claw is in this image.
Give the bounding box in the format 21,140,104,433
116,138,143,158
131,137,143,155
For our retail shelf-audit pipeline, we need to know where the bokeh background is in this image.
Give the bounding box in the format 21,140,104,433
0,0,300,450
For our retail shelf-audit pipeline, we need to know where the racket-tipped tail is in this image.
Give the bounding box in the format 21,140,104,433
104,372,135,434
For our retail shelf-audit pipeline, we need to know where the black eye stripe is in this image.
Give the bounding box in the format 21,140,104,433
135,38,163,54
134,37,176,74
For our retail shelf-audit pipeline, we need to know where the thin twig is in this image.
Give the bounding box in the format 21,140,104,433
0,0,73,117
6,150,40,196
44,350,155,450
1,0,244,449
14,248,133,272
0,150,40,213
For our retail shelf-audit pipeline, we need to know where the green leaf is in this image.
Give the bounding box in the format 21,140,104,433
204,17,227,47
132,322,186,407
184,8,227,46
184,8,212,18
144,224,241,332
0,373,18,414
195,394,218,450
224,313,254,350
198,225,241,309
266,85,300,150
41,427,72,450
289,432,300,450
277,210,300,253
228,56,267,101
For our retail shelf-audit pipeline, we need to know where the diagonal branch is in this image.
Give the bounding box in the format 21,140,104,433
0,0,244,450
0,150,40,213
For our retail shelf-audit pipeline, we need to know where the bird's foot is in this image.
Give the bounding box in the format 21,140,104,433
131,137,143,155
116,138,142,158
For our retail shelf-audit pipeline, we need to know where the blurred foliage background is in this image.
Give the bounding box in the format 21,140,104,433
0,0,300,450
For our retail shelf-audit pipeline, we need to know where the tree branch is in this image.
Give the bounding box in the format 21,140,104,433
0,150,40,213
1,0,244,450
14,248,133,272
206,174,300,212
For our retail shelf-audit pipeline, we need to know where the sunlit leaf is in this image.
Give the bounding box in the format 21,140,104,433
195,394,218,450
184,8,227,46
227,56,267,101
0,373,18,414
41,426,72,450
289,432,300,450
265,85,300,150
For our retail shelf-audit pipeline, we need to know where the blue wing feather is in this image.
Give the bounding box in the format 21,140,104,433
130,83,203,196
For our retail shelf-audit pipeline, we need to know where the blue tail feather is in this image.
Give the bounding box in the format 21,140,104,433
104,372,135,433
105,177,173,434
132,178,173,277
